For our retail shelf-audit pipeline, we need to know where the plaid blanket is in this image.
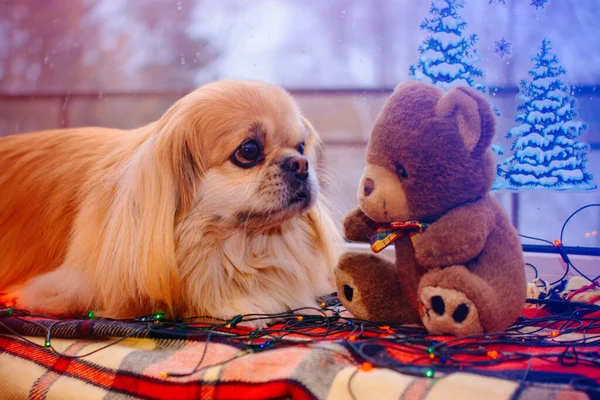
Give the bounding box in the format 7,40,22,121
0,307,596,400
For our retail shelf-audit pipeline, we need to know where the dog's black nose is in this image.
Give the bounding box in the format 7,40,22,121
281,156,309,181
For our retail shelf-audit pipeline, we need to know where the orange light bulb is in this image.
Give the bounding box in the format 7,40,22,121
360,362,373,371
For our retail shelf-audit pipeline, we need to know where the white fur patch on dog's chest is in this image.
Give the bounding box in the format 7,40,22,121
175,216,334,322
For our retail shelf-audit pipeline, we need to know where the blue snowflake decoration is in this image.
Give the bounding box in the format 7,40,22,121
494,37,512,59
530,0,548,9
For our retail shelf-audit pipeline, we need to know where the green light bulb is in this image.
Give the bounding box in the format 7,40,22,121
87,311,95,320
425,369,434,378
154,312,165,320
44,340,51,348
427,347,434,354
7,309,13,316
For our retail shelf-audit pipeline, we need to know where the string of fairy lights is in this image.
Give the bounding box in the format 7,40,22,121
0,204,599,396
2,298,600,390
521,203,600,286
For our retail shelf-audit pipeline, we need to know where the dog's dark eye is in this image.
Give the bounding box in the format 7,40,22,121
296,142,305,155
231,140,263,168
395,162,408,179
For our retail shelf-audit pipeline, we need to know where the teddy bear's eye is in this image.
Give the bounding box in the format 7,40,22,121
395,162,408,179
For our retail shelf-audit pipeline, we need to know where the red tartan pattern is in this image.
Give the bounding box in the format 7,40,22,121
1,336,316,400
0,307,597,399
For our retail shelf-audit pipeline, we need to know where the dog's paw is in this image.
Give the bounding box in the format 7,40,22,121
420,286,483,336
15,286,57,315
13,273,87,317
0,291,19,309
237,318,272,330
3,288,60,316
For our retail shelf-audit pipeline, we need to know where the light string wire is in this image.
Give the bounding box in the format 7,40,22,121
519,203,600,286
2,300,600,390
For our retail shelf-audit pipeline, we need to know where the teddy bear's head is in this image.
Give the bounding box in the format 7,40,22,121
358,81,497,223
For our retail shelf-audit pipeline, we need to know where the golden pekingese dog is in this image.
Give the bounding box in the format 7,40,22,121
0,79,341,325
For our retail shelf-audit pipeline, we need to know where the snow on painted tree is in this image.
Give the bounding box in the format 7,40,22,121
409,0,486,93
531,0,549,9
411,0,508,186
491,144,507,188
502,39,595,189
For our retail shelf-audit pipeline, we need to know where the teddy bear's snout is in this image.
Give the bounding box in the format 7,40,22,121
363,178,375,197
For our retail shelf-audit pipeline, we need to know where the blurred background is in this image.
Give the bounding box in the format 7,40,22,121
0,0,598,248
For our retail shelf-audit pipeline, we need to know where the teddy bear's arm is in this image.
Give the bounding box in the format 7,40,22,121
343,208,379,243
414,199,493,268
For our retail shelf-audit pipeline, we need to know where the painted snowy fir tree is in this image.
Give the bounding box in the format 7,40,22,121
410,0,508,187
409,0,485,93
501,39,595,190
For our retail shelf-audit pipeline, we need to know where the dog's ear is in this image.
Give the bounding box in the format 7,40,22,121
94,113,205,316
156,106,206,220
95,134,181,316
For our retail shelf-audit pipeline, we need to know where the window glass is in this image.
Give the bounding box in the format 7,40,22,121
1,0,597,248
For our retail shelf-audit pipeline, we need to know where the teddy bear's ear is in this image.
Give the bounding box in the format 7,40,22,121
394,80,421,92
435,87,495,155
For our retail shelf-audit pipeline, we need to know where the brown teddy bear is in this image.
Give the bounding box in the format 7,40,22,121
335,81,527,336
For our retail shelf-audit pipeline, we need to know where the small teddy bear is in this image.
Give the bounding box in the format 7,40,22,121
335,81,527,336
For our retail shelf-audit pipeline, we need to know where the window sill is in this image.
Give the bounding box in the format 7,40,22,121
343,242,600,282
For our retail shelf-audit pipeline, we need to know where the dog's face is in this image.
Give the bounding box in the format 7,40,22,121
200,113,319,230
162,80,320,229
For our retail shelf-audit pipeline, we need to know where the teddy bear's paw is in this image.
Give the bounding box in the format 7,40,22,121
420,286,483,336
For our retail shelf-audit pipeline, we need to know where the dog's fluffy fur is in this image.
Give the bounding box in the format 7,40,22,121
0,79,342,323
